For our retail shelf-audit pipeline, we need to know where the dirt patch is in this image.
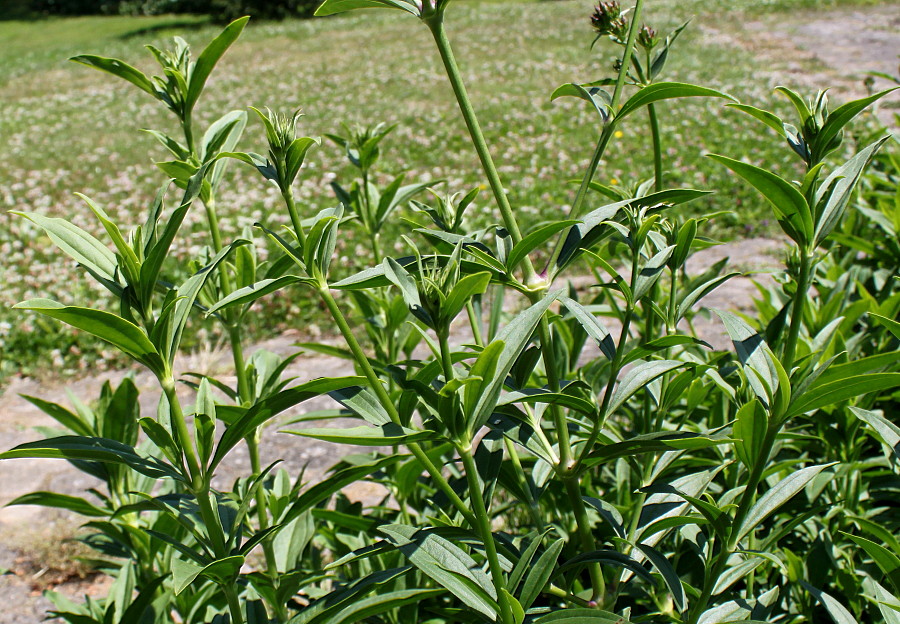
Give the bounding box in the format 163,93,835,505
701,4,900,127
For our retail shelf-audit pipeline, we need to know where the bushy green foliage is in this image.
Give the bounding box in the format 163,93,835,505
1,4,898,624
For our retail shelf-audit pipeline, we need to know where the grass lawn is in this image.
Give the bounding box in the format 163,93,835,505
0,0,890,382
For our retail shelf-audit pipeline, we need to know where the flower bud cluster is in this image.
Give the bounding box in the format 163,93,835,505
591,2,628,39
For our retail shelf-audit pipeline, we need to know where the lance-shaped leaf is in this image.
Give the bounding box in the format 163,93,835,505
734,463,835,544
714,310,780,407
813,136,890,246
785,373,900,419
470,291,558,432
6,492,108,517
508,220,579,273
607,360,685,414
0,436,177,480
551,83,612,121
185,17,249,113
282,423,439,446
633,245,676,301
708,154,812,247
210,376,365,471
315,0,421,17
285,137,320,185
581,431,729,467
561,297,616,361
801,582,859,624
164,240,249,363
13,300,164,377
69,55,157,97
851,407,900,465
207,275,314,316
520,538,566,609
379,524,499,620
534,608,630,623
843,533,900,593
14,212,118,283
811,87,898,162
617,82,734,120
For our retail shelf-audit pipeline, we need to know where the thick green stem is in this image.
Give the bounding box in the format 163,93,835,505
647,103,663,192
782,251,813,371
466,299,484,348
568,0,645,221
426,16,539,285
563,476,605,604
224,584,246,624
459,446,515,624
282,185,307,249
318,286,476,526
162,379,202,486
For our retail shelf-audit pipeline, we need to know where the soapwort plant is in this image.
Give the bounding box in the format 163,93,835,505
2,2,899,624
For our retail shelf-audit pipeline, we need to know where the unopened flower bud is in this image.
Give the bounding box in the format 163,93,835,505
637,24,658,50
591,1,621,36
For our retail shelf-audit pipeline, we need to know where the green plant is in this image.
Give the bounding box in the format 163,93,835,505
2,3,899,624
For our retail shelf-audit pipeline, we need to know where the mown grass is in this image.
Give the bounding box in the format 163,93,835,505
0,0,890,383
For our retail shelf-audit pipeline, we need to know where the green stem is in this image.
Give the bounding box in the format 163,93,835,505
282,185,307,249
162,378,202,486
782,251,813,371
563,475,605,604
466,299,484,348
647,103,663,192
427,15,538,284
459,445,515,624
247,433,288,622
568,0,645,221
318,286,476,526
224,584,246,624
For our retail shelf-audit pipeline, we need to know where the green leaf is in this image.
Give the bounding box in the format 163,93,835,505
785,373,900,419
608,360,684,414
0,435,177,480
211,376,365,471
733,400,768,469
282,423,439,446
632,542,686,613
6,492,108,517
166,240,248,363
328,386,393,426
443,271,492,324
871,313,900,340
14,212,118,284
561,297,616,361
708,154,812,247
813,88,898,162
581,431,729,467
550,83,612,121
19,395,92,437
283,454,402,524
533,608,629,623
714,309,779,407
726,103,787,137
284,137,320,185
470,291,558,432
315,0,420,16
802,582,859,624
520,538,565,609
633,245,675,301
735,463,835,543
851,407,900,464
185,17,249,113
379,524,498,620
844,534,900,593
207,275,314,316
14,300,164,377
328,589,444,624
70,55,156,97
617,82,733,120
